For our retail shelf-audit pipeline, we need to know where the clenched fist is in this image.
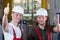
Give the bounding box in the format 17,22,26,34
4,3,9,15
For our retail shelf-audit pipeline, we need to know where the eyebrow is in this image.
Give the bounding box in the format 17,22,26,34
12,11,16,13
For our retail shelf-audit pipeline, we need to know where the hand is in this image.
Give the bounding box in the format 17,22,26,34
59,24,60,31
54,15,59,25
4,3,9,15
54,15,60,32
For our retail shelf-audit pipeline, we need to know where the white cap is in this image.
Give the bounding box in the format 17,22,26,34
36,8,48,16
12,6,24,14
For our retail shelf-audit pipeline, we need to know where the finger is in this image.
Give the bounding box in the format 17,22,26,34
54,15,59,24
7,3,9,7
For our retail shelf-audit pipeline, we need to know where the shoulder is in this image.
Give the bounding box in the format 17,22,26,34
28,26,37,34
30,26,39,33
8,23,13,34
8,23,13,30
47,25,54,32
46,24,54,28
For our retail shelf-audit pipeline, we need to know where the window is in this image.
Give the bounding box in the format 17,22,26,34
13,0,42,20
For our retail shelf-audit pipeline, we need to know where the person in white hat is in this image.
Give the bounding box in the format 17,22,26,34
2,3,24,40
28,8,60,40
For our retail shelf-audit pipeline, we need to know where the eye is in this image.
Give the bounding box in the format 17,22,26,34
38,17,41,19
17,13,22,16
38,16,45,19
42,16,44,19
20,14,22,16
16,14,18,16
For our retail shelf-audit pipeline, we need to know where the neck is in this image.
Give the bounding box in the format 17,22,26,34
11,20,18,27
39,23,46,30
40,23,45,27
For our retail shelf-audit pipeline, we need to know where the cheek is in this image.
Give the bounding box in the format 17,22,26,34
17,16,22,20
12,15,16,19
36,18,41,22
44,18,47,21
14,15,17,19
36,18,39,21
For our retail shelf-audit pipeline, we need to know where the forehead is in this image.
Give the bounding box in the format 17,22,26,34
37,15,46,17
12,12,22,15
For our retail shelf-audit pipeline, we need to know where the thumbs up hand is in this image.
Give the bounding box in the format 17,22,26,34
4,3,9,15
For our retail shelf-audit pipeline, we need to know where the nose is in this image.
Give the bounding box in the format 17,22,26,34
39,17,44,19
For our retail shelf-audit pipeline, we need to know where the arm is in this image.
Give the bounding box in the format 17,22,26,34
2,3,9,32
53,16,60,32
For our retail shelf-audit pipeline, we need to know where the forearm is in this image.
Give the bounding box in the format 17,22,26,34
2,14,8,31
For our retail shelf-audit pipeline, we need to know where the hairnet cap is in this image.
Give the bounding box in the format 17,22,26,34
12,6,24,14
36,8,48,16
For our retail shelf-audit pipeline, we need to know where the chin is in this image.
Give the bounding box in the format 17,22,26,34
39,22,45,25
15,20,20,23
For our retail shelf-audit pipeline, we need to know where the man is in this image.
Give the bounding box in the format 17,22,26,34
2,3,24,40
28,8,60,40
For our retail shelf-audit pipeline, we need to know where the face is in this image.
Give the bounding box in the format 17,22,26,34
36,16,47,25
11,12,22,23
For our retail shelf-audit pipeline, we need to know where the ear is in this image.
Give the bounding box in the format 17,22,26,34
35,16,38,23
